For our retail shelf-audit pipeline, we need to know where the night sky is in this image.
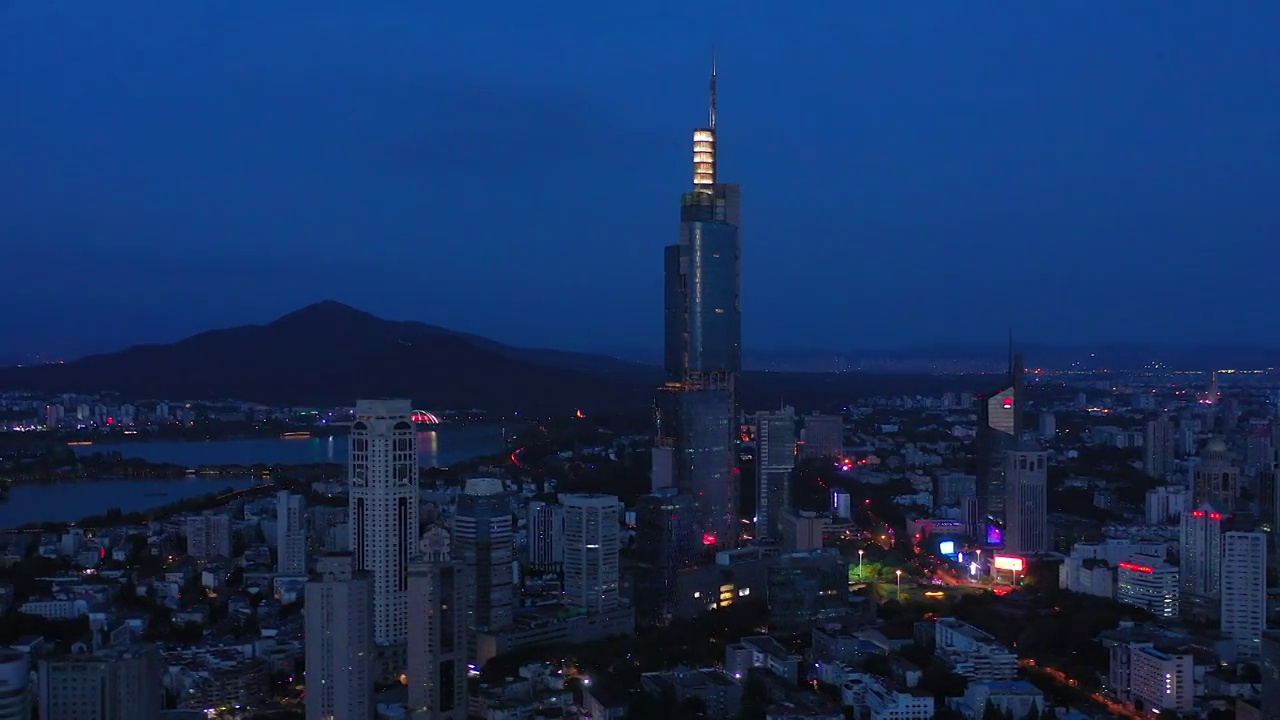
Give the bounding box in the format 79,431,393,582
2,2,1277,357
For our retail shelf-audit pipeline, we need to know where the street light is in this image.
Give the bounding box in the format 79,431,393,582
896,569,903,598
858,549,865,579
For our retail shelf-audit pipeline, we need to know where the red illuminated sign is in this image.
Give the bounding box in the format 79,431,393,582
702,533,717,546
1119,561,1154,573
1192,511,1205,517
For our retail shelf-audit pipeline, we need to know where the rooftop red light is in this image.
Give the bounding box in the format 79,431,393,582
1119,561,1154,573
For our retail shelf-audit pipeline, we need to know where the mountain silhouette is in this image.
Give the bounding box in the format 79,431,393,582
0,301,978,412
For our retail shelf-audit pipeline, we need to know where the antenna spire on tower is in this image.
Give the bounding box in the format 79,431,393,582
709,47,718,130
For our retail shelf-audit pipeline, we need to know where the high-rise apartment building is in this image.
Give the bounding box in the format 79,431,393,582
349,398,419,646
975,352,1024,522
1221,531,1267,659
407,528,466,720
276,491,307,576
526,500,564,570
1180,503,1227,602
753,406,796,540
452,478,514,658
1194,438,1239,511
186,514,232,560
1144,416,1174,479
1004,450,1048,555
654,57,741,552
1130,646,1194,714
1145,485,1188,525
38,645,162,720
560,493,621,613
305,553,374,720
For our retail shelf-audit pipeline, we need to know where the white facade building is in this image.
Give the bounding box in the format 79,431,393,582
348,398,419,646
560,493,621,613
276,491,307,576
1129,646,1193,714
1145,486,1187,525
933,619,1018,681
305,554,374,720
1221,531,1266,659
1116,554,1178,618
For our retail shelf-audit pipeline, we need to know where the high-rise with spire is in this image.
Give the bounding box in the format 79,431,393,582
654,53,742,550
974,342,1024,526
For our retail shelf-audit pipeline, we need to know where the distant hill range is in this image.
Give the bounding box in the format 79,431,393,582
0,302,978,413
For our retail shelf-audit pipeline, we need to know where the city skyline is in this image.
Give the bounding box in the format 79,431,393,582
3,2,1278,356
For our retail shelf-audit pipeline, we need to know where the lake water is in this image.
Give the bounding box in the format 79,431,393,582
72,424,507,468
2,425,508,528
0,475,260,529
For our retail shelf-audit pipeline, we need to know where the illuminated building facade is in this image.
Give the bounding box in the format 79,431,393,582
349,398,419,647
655,54,742,551
974,352,1023,523
1116,554,1179,618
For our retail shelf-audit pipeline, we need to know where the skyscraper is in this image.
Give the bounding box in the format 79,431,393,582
975,350,1024,523
186,514,232,560
349,398,419,646
655,55,742,550
560,493,621,613
753,406,796,540
526,500,564,570
452,478,514,662
1221,531,1267,660
276,491,307,576
1004,450,1048,554
1180,502,1227,603
305,554,374,720
1144,415,1173,479
407,528,466,720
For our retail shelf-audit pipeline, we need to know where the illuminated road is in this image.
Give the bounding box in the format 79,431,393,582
1019,659,1141,720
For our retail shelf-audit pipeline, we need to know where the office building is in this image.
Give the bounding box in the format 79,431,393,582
753,406,796,540
561,493,620,613
799,412,844,459
1221,531,1267,659
525,500,564,570
185,514,232,560
305,554,374,720
276,491,307,576
452,478,515,658
937,473,977,508
349,398,419,646
975,351,1024,522
1004,450,1048,555
1144,416,1174,479
1194,438,1240,512
634,489,699,626
407,528,466,720
654,56,742,552
1116,554,1179,618
0,651,30,720
767,550,847,636
38,645,161,720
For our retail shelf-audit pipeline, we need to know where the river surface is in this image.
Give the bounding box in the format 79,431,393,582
72,424,506,467
2,425,507,528
0,475,260,529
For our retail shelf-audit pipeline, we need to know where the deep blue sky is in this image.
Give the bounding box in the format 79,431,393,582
2,2,1277,357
